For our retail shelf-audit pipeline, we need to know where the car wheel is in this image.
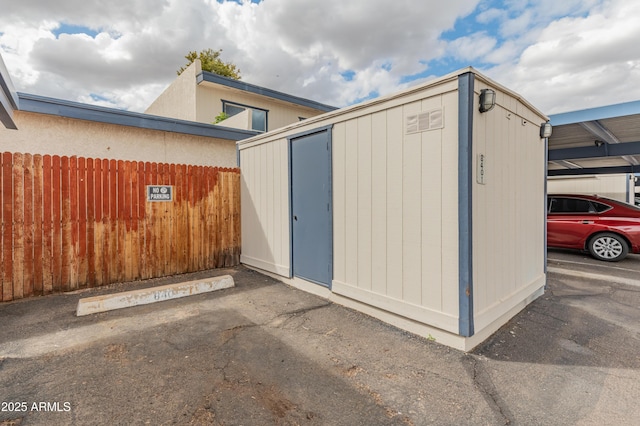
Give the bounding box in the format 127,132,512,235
587,232,629,262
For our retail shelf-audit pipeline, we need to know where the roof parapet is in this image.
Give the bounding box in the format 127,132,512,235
197,71,338,113
18,92,259,141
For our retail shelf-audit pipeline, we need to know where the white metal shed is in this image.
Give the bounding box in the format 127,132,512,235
237,67,549,351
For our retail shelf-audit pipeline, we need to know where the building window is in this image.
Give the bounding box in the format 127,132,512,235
222,100,268,132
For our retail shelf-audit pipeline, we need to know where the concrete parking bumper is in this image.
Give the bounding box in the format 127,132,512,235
75,275,235,316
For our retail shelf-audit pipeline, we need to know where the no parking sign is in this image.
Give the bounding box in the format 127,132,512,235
147,185,173,202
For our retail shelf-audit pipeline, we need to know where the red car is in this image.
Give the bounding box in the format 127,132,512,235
547,194,640,261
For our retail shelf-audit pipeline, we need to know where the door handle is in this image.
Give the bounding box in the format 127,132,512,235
294,215,298,221
581,220,593,224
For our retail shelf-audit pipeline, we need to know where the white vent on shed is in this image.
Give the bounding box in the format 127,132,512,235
406,108,444,134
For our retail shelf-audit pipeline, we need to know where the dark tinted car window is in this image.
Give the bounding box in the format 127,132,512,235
549,197,595,213
592,201,611,213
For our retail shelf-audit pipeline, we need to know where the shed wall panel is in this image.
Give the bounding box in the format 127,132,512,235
333,122,347,284
370,111,388,295
274,140,285,264
402,101,423,305
265,144,275,263
345,120,359,287
471,85,546,330
357,115,373,292
259,144,268,260
239,139,290,276
440,92,461,316
330,89,461,333
421,119,443,311
385,106,404,301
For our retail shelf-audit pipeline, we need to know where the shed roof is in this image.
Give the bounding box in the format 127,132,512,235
238,66,549,148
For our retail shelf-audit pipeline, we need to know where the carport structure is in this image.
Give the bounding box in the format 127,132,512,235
0,54,18,130
548,100,640,178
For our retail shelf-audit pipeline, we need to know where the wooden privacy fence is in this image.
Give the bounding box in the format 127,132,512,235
1,152,240,302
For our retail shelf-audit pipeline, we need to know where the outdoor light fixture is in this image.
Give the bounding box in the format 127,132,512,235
479,89,496,113
540,122,552,138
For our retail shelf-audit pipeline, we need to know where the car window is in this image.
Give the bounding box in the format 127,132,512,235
591,201,612,213
549,197,595,213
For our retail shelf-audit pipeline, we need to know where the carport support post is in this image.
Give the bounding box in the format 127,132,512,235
458,72,474,337
544,135,548,277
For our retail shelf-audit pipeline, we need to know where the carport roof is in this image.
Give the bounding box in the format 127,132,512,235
548,100,640,176
0,54,18,130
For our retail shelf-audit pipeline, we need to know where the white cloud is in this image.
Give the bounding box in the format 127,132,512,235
447,33,498,62
500,9,534,38
1,0,639,117
486,0,640,113
469,0,602,70
0,0,482,110
222,0,480,105
476,7,505,24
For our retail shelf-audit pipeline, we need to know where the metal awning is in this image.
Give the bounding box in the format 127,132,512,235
0,54,18,129
548,100,640,176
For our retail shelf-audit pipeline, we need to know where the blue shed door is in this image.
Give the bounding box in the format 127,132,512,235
290,130,332,287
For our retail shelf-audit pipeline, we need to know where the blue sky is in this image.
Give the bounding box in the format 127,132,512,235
1,0,638,114
52,24,99,39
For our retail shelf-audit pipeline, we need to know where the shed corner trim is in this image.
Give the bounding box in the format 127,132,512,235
457,71,475,337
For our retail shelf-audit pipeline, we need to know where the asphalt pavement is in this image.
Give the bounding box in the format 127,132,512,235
1,257,639,425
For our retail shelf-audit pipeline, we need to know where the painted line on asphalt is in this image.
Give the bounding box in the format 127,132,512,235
547,256,640,274
547,266,640,288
